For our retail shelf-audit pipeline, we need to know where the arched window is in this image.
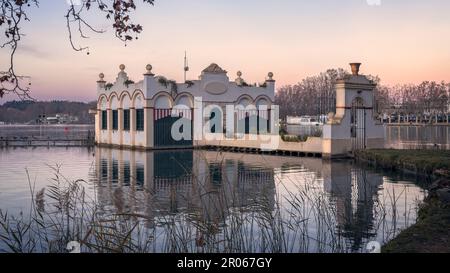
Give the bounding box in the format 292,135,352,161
99,96,108,130
110,95,119,131
134,94,144,132
121,94,131,131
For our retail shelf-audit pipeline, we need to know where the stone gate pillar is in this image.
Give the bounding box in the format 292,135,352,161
322,63,385,159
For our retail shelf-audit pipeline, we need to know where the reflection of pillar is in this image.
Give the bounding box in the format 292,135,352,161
144,151,154,194
130,149,136,192
322,160,383,250
95,146,101,182
322,161,352,225
118,149,124,186
144,151,156,228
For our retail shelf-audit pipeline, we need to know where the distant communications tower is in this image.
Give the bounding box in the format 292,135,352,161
184,51,189,82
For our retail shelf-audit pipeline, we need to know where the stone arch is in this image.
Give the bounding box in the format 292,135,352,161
98,95,108,110
255,96,272,108
109,93,119,110
174,93,194,108
236,94,254,107
120,91,132,109
132,90,145,109
154,92,173,109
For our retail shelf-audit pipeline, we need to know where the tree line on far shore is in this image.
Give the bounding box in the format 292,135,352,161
275,69,450,120
0,100,96,124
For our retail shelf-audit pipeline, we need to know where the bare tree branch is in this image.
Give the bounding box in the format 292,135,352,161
0,0,155,100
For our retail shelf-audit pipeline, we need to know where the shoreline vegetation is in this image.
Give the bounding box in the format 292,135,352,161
355,149,450,253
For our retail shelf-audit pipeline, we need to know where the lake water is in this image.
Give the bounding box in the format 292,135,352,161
385,125,450,149
0,147,426,253
287,124,450,150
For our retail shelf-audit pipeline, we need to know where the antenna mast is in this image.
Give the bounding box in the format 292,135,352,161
184,51,189,82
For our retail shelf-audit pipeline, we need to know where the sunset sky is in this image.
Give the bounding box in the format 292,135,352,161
1,0,450,102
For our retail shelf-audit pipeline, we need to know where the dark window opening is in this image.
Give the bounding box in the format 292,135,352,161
112,110,118,130
136,109,144,131
123,109,130,131
101,110,107,130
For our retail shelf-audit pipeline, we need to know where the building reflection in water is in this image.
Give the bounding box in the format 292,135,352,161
95,148,276,229
322,161,383,251
93,148,421,252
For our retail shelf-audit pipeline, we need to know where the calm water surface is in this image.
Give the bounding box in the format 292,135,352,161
0,147,426,253
287,124,450,149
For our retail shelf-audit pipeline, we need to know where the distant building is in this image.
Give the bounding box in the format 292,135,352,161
43,114,79,124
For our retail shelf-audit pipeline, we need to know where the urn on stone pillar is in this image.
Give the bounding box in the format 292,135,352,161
350,63,361,76
322,62,385,159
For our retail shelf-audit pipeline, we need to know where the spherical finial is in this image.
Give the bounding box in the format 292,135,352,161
237,71,242,77
99,73,105,80
145,64,153,75
268,72,274,78
119,64,126,71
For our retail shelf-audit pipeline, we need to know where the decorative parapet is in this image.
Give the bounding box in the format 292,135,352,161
97,62,275,101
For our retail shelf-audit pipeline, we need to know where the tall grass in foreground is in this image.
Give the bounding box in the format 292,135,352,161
0,153,423,253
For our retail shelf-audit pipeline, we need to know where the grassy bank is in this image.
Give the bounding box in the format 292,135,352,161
354,149,450,178
355,149,450,253
383,188,450,253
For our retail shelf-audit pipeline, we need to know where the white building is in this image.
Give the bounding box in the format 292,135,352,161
95,63,275,149
94,62,385,158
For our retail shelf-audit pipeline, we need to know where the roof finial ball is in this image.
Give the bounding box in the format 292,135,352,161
119,64,126,71
145,64,154,76
267,72,274,81
237,71,242,78
98,73,105,82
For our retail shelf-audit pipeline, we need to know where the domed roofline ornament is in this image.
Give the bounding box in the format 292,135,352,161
202,63,227,74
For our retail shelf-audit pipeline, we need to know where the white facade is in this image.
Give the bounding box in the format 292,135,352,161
95,62,385,158
95,63,275,149
322,63,385,157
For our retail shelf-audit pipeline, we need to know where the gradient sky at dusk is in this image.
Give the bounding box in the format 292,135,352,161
1,0,450,102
